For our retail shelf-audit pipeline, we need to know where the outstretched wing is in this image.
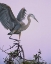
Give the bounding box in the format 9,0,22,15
17,8,26,21
0,3,17,30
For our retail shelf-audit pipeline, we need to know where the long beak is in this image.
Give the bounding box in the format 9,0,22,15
19,32,21,39
34,17,38,22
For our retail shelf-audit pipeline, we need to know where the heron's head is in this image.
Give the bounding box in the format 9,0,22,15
27,14,38,22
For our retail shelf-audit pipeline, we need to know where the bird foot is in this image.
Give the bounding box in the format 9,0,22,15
8,32,12,35
8,30,16,35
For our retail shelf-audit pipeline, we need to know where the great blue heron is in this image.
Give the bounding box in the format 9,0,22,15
0,3,38,40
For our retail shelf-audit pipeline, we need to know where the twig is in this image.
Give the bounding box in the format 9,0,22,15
4,44,15,51
0,47,8,54
9,35,20,43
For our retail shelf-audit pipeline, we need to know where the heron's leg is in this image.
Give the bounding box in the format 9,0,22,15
19,32,21,39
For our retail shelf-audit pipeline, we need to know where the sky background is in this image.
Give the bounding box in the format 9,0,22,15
0,0,51,64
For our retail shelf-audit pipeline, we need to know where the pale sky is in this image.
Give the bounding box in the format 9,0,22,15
0,0,51,64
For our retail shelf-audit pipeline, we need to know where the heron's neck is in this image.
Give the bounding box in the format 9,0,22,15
22,17,31,31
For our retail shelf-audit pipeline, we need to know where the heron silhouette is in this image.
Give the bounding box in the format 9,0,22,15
0,3,38,41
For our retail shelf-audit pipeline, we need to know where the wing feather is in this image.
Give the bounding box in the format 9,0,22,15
0,3,16,21
0,3,17,30
0,9,14,30
17,8,26,21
